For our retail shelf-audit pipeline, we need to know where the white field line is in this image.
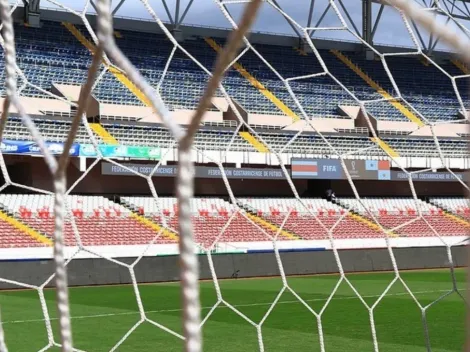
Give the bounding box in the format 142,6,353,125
1,288,459,325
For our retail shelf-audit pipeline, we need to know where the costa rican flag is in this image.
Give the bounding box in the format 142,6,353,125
291,160,318,177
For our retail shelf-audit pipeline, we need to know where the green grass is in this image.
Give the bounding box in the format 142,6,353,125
0,268,466,351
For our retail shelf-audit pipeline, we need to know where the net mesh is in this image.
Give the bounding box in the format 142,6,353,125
0,0,468,351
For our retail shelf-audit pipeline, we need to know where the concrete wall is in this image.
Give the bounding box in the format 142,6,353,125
0,246,466,289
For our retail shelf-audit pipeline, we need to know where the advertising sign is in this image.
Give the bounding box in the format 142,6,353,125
0,139,80,156
292,158,343,179
101,162,286,180
291,158,465,182
79,144,161,159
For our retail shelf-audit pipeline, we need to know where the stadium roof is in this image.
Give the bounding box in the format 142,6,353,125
17,0,470,54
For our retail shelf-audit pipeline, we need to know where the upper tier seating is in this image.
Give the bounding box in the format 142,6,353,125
4,116,95,144
6,20,468,121
238,198,384,239
0,194,175,246
346,52,470,121
337,197,467,236
3,115,467,158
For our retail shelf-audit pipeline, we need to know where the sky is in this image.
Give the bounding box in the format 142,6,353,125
18,0,470,52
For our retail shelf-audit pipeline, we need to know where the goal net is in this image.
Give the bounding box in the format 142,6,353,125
0,0,468,351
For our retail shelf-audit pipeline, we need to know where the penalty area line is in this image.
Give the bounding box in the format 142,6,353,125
1,288,454,325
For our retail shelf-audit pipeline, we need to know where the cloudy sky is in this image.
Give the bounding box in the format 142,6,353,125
24,0,470,52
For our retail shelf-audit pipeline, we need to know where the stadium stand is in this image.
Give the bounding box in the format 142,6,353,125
0,18,467,250
4,116,95,144
1,19,467,161
238,197,385,239
5,115,468,157
344,51,470,121
0,219,46,248
0,194,468,248
429,197,470,219
337,197,468,236
7,20,469,122
0,194,176,247
121,196,288,247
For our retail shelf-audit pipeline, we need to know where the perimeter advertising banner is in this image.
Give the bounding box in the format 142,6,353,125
79,144,161,159
0,140,160,160
0,139,80,156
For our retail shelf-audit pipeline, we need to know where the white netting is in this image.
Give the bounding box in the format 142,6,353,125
0,0,468,351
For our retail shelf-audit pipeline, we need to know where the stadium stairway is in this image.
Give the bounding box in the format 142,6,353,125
239,131,269,153
370,137,400,158
129,213,179,241
293,49,399,158
330,49,425,127
204,37,295,154
426,199,470,229
89,123,119,145
237,202,301,240
119,201,179,242
62,23,152,108
204,38,300,123
451,59,470,74
333,199,398,237
441,211,470,229
0,208,52,246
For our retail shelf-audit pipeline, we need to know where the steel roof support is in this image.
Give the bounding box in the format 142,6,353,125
336,0,361,37
112,0,126,15
371,3,384,41
411,20,428,50
306,0,315,36
161,0,175,25
176,0,195,28
310,2,331,37
362,0,372,44
174,0,181,26
270,0,303,39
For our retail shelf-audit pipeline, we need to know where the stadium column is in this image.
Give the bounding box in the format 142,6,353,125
362,0,372,45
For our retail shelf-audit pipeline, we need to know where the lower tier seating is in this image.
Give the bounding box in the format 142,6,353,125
239,198,384,239
0,195,467,249
337,197,468,236
0,219,46,248
0,194,176,247
429,197,470,220
121,197,284,247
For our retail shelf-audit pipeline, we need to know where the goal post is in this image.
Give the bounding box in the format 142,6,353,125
0,0,468,351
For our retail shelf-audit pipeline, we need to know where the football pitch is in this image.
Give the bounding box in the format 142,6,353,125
0,268,466,351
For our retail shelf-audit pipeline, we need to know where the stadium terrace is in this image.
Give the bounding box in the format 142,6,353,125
0,1,469,351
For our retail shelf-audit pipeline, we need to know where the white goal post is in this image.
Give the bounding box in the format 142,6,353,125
0,0,468,352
